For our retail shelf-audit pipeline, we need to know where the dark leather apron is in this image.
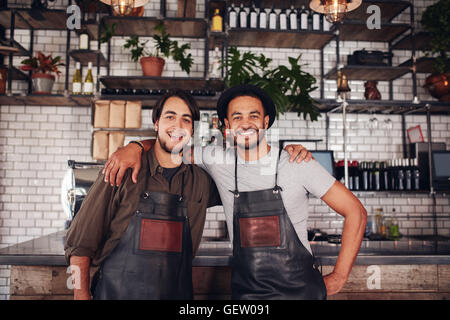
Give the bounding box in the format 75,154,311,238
230,149,327,300
91,170,194,300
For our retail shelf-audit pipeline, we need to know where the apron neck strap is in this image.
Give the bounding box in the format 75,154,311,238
231,146,283,197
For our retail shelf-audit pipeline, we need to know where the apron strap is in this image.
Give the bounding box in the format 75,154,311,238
230,148,239,197
273,147,283,193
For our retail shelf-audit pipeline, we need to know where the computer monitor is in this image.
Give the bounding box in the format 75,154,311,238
432,151,450,190
310,151,336,178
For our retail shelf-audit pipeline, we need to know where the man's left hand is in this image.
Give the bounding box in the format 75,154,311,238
323,272,347,296
284,144,313,163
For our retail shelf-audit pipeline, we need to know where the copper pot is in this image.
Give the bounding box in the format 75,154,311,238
140,56,165,77
423,73,450,101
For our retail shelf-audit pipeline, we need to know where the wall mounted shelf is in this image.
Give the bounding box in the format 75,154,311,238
69,50,108,67
325,65,410,81
338,21,410,42
227,29,335,49
99,76,225,92
85,17,207,40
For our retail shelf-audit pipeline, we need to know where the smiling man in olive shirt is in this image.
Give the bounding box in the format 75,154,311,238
65,90,221,300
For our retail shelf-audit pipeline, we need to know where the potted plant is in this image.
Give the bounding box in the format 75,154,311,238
20,51,64,94
124,23,193,76
221,47,320,121
420,0,450,101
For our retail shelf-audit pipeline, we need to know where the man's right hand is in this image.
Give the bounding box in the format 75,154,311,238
103,143,143,186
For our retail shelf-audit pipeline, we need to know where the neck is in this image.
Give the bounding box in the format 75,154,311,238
236,137,270,162
154,140,182,168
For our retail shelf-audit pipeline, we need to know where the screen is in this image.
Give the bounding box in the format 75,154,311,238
433,152,450,177
311,151,335,176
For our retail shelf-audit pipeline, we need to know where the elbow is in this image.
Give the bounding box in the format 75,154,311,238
359,205,368,228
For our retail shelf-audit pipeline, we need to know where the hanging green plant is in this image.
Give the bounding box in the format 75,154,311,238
222,47,320,121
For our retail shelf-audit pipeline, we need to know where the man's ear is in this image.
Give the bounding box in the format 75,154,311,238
224,118,230,129
154,119,159,132
264,115,269,129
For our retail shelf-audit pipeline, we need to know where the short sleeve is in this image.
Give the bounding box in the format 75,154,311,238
300,159,336,199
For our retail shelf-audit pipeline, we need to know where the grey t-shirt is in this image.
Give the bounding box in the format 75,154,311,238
194,145,336,254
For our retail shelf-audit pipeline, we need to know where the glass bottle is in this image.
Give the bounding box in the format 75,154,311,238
405,158,412,191
79,29,89,50
72,62,82,95
248,2,258,29
412,158,420,190
312,10,321,31
83,62,94,95
279,8,288,30
258,5,267,29
211,8,223,32
238,4,247,28
268,5,277,30
228,3,237,29
288,6,298,30
299,5,308,30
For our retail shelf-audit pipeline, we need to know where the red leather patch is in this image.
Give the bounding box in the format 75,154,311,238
139,219,183,252
239,215,281,248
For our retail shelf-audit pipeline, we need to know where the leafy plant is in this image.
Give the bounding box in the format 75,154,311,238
222,47,320,121
100,22,117,44
124,23,194,74
20,51,65,75
420,0,450,74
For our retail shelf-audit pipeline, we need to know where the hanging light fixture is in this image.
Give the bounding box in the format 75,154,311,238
309,0,362,23
100,0,149,16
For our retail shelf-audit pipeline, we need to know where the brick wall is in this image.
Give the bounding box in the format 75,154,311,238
1,0,449,299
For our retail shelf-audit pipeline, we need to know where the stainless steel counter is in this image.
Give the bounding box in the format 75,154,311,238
1,230,450,266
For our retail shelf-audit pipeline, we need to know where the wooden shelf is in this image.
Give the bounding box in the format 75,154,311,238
0,9,68,30
399,57,443,74
0,39,29,56
338,22,410,42
0,94,93,106
325,65,410,81
391,32,433,51
9,66,29,81
99,76,225,91
227,29,335,49
69,50,108,67
99,94,219,110
86,17,207,40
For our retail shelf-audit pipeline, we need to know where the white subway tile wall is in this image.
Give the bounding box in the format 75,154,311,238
0,0,449,299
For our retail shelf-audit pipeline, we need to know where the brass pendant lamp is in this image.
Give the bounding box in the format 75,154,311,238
100,0,149,16
309,0,362,23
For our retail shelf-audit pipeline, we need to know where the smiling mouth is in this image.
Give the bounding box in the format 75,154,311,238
168,131,187,142
236,129,258,137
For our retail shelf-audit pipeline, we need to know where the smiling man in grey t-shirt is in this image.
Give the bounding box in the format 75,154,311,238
194,144,335,255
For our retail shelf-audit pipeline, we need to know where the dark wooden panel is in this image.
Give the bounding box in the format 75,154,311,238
399,57,449,74
69,50,108,67
18,10,68,30
326,65,410,81
322,265,438,292
88,17,207,40
100,76,225,92
228,29,334,49
391,32,433,51
339,22,410,42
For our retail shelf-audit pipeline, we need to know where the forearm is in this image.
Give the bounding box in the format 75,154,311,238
333,208,367,279
70,256,91,299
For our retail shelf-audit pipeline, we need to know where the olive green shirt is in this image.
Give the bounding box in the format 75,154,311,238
64,148,221,266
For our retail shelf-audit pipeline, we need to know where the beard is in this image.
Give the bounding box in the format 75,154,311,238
157,133,187,155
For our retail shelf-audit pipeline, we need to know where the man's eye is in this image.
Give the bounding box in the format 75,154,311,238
183,118,191,124
166,116,174,120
